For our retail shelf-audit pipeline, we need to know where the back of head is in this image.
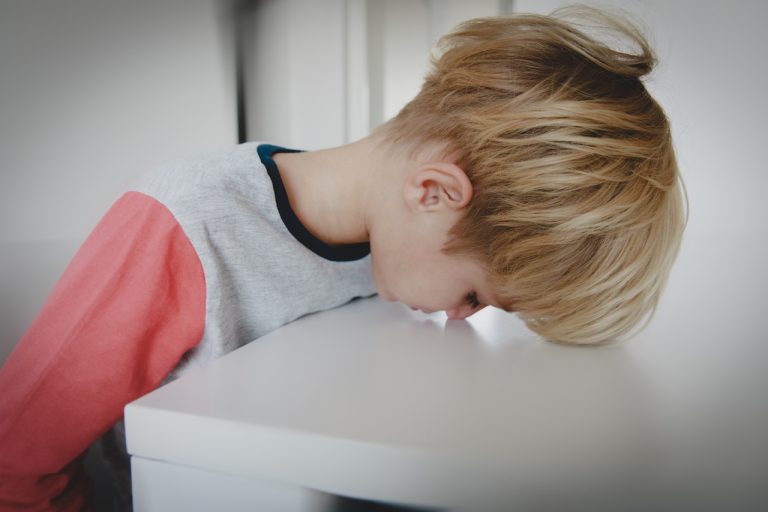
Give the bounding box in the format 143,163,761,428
376,6,687,344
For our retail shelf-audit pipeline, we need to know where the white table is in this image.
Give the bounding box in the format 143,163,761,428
125,233,768,512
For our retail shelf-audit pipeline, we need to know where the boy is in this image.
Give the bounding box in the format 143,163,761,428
0,7,685,511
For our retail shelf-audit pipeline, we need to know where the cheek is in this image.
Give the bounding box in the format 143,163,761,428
411,273,465,309
369,240,466,307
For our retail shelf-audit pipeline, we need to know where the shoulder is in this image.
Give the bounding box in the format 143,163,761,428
130,142,270,206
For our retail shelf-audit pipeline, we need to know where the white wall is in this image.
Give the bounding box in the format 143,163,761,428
244,0,348,149
245,0,504,148
5,0,764,374
0,0,237,362
0,0,511,380
367,0,503,130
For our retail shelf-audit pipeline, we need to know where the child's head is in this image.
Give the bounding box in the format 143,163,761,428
373,6,686,344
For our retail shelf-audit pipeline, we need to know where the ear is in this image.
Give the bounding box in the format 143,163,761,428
403,162,473,213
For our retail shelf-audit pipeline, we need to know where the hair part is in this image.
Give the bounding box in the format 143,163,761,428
374,6,687,344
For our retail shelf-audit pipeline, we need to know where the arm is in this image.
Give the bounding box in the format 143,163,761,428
0,191,206,511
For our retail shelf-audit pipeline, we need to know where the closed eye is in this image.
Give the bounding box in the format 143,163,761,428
465,291,480,309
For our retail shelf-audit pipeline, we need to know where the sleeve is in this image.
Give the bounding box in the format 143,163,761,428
0,191,206,511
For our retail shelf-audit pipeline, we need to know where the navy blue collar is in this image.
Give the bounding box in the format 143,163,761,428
257,143,371,262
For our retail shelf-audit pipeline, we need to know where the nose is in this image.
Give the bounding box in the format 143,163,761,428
445,303,486,320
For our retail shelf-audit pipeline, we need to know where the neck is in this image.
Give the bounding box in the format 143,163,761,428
273,135,395,246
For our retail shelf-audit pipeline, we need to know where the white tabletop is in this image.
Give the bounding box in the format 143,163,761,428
125,232,768,511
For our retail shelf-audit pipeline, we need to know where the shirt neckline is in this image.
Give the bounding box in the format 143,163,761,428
257,143,371,262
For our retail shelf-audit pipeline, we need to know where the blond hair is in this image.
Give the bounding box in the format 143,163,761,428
376,6,687,344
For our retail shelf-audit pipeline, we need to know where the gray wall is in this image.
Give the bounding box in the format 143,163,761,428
0,0,509,363
4,0,767,385
0,0,237,363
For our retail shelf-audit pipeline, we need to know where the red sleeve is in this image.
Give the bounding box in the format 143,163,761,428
0,191,206,511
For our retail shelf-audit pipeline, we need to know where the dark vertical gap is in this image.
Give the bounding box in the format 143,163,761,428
501,0,516,15
233,0,254,144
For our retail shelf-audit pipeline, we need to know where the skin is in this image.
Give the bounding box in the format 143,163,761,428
274,133,504,320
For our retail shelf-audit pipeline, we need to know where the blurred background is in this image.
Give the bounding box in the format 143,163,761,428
0,0,512,365
4,0,767,360
1,0,767,509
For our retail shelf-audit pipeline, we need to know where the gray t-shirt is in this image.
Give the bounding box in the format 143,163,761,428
104,142,376,507
132,142,376,378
